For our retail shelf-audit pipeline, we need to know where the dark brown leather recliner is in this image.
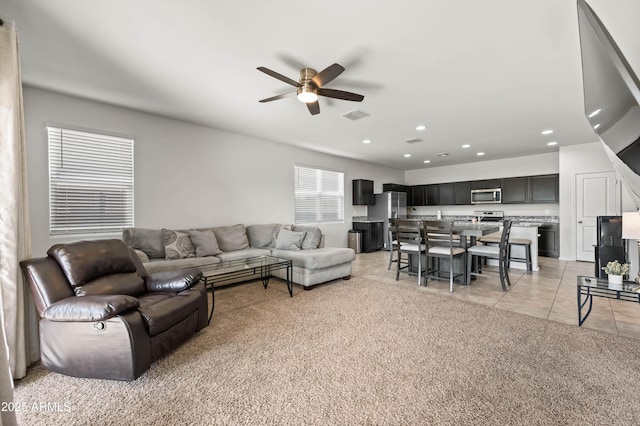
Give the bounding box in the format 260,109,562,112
20,239,208,381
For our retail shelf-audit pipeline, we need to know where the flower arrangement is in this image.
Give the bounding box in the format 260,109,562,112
602,260,629,276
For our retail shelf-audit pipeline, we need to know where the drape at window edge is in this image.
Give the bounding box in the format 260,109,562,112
0,15,38,409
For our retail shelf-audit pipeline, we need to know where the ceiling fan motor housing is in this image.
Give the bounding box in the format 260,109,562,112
297,68,318,102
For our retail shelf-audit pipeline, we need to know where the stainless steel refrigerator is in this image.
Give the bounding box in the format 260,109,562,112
367,191,407,250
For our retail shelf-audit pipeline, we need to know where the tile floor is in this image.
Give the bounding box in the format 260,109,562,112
351,250,640,339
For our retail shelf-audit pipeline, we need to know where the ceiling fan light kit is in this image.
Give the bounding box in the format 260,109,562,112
257,63,364,115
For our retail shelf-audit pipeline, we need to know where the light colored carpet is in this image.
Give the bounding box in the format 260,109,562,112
14,276,640,425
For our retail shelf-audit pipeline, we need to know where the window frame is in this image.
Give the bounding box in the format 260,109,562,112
47,125,135,236
294,164,345,225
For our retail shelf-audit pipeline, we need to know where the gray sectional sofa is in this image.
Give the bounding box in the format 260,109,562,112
122,223,355,288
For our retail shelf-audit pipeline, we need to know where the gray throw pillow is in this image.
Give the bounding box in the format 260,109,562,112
271,224,294,247
212,224,250,252
162,229,196,260
188,230,222,257
293,226,322,250
274,229,305,251
122,228,165,259
246,224,281,248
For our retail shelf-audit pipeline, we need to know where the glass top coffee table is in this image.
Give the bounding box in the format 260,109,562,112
196,255,293,324
577,275,640,326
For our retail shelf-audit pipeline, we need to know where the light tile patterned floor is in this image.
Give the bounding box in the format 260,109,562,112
351,250,640,339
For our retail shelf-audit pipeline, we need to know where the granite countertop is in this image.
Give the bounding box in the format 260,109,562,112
352,219,385,223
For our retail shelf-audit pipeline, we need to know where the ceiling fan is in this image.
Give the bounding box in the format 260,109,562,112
257,63,364,115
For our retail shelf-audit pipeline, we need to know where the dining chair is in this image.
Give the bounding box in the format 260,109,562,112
466,220,512,291
423,220,467,293
387,225,403,270
394,219,426,285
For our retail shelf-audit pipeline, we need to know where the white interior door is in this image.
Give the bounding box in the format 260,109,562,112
576,172,618,261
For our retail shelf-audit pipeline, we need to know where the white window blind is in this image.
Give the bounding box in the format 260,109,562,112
48,126,134,235
294,165,344,224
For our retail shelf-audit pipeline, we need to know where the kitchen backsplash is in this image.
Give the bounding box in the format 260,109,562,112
353,214,559,223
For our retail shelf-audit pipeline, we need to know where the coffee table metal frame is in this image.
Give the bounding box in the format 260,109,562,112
577,275,640,326
196,255,293,324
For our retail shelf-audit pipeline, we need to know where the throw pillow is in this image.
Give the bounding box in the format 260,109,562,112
246,224,281,248
293,225,322,250
162,229,196,260
271,224,294,247
274,229,305,251
122,228,165,259
188,230,222,257
212,224,250,252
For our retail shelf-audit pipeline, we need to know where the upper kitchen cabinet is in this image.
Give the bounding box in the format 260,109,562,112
426,184,440,205
382,183,407,193
408,185,427,206
454,181,471,205
470,179,502,190
352,179,374,205
501,177,528,204
439,183,455,205
529,174,559,203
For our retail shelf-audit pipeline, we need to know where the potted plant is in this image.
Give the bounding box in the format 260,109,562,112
602,260,629,286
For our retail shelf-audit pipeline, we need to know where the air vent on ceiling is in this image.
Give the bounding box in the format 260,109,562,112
341,109,370,121
436,152,449,157
405,138,424,144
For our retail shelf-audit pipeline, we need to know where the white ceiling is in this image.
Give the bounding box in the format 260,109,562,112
4,0,640,170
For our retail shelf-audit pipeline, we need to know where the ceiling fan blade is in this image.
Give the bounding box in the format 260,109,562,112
257,67,300,87
307,101,320,115
318,88,364,102
259,92,296,103
311,63,345,88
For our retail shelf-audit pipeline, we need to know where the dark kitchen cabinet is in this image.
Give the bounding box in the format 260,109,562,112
408,185,427,206
470,179,502,190
538,223,559,258
352,221,384,253
426,184,440,205
529,174,559,203
382,183,407,193
501,177,528,204
352,179,374,205
439,183,455,205
454,181,471,205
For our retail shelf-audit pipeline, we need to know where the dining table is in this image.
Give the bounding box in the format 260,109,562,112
391,220,500,286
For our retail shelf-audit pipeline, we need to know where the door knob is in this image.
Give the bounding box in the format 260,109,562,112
578,220,583,224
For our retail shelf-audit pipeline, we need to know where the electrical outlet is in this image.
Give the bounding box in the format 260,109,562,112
545,209,550,215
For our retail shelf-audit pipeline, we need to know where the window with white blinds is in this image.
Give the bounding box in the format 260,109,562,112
47,126,134,235
294,165,344,224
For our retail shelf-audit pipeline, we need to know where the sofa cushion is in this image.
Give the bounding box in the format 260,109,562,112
44,295,140,322
211,224,250,252
293,226,323,250
122,228,165,259
74,273,146,297
274,229,305,251
271,247,356,270
48,239,137,287
188,229,222,257
162,229,196,260
137,290,203,336
246,224,280,248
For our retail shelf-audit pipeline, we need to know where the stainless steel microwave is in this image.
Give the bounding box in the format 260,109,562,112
471,188,502,204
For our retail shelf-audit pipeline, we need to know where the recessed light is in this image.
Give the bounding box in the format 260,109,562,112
462,144,471,148
423,160,431,164
547,141,558,146
588,109,601,118
362,139,371,144
416,125,426,131
477,152,485,156
404,154,411,158
593,124,601,130
542,129,554,135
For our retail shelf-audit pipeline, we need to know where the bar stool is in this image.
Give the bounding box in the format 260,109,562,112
478,233,533,272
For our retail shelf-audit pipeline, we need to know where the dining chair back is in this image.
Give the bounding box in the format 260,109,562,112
466,220,513,291
423,220,467,292
394,219,426,285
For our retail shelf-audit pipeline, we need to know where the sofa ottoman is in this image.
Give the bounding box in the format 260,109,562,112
270,247,355,287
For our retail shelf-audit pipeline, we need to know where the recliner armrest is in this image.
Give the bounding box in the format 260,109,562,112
145,269,202,292
44,295,140,322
